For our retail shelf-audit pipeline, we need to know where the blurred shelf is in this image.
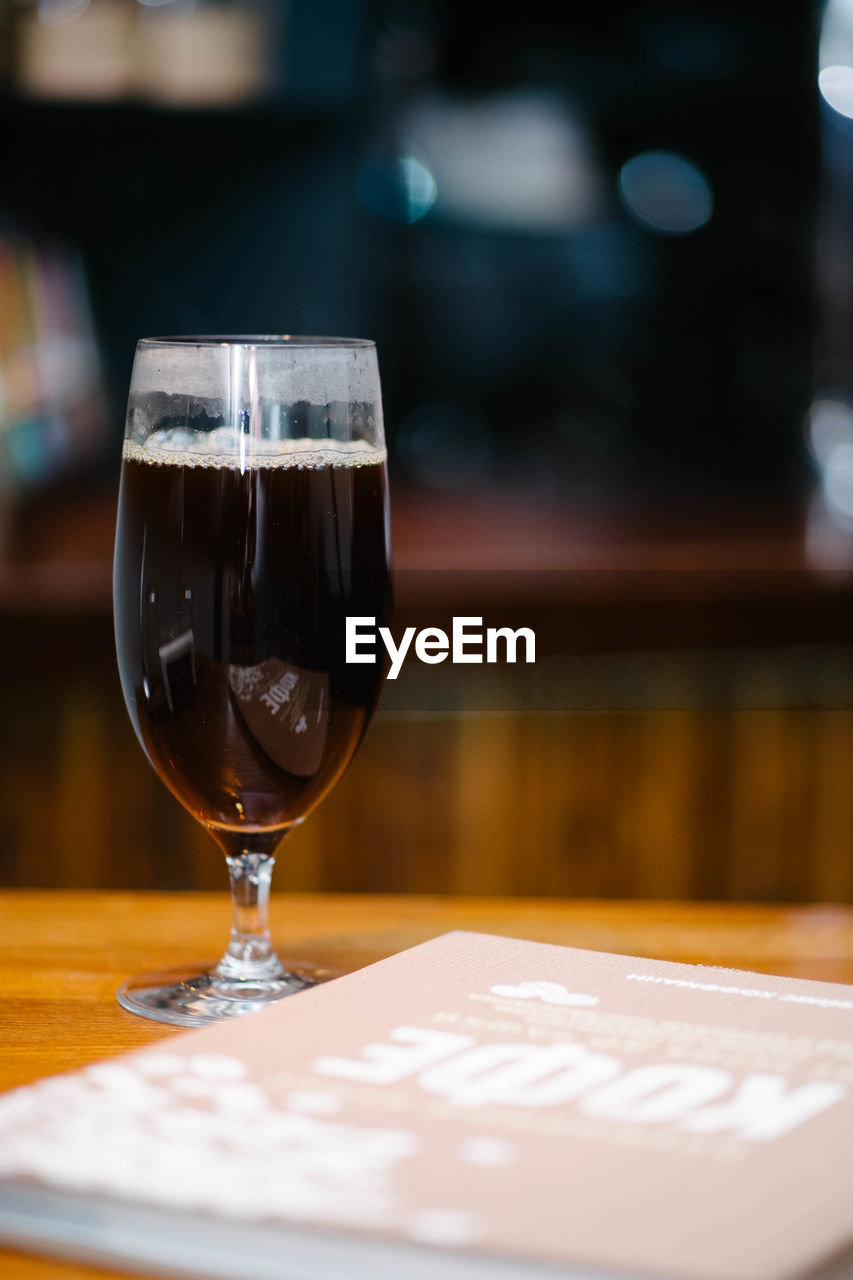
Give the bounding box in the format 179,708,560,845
392,488,818,579
0,487,114,613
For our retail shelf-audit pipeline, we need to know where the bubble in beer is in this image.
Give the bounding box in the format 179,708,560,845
123,434,387,471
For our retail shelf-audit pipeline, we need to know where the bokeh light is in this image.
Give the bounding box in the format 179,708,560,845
804,399,853,464
818,65,853,118
357,153,437,224
823,443,853,519
401,91,602,232
618,151,713,235
399,155,438,222
820,0,853,76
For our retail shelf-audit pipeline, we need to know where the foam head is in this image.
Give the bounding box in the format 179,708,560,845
125,337,384,454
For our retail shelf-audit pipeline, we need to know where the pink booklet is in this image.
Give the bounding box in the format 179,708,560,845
2,931,853,1280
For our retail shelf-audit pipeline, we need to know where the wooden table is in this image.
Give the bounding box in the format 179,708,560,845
4,890,853,1280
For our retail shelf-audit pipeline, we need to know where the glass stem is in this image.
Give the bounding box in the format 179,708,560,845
216,853,285,983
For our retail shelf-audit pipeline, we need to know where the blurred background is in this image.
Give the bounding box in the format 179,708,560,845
2,0,853,902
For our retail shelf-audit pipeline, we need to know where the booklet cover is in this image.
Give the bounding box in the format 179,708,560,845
2,931,853,1280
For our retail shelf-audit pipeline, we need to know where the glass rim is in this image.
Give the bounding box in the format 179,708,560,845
137,335,376,349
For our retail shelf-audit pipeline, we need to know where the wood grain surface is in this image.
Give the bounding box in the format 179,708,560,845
5,673,853,905
3,890,853,1280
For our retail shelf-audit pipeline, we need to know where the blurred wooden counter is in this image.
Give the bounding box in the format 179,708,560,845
2,486,853,906
3,889,853,1280
4,485,853,645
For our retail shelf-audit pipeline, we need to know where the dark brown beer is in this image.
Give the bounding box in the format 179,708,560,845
113,438,390,846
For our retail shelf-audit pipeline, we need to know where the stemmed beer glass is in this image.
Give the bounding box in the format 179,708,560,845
113,338,390,1025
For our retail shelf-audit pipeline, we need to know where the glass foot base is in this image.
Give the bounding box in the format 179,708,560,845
117,962,343,1027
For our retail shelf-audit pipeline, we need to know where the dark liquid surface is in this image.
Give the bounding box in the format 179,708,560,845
113,446,390,843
